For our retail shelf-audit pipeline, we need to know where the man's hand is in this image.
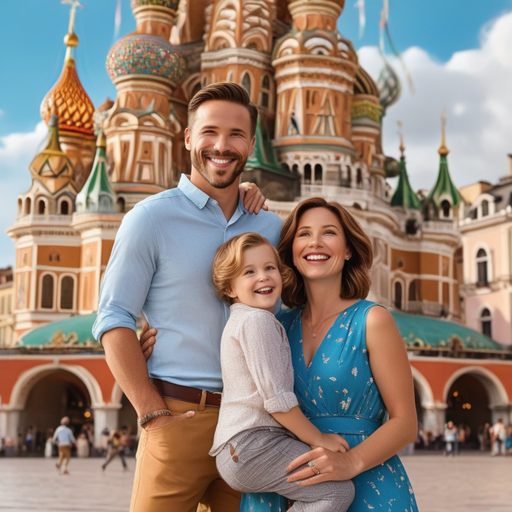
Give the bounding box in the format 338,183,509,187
140,322,157,361
239,182,268,214
141,410,195,430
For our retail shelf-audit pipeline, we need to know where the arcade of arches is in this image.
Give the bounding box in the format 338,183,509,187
0,354,511,452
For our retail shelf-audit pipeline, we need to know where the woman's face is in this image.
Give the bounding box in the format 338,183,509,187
292,207,351,284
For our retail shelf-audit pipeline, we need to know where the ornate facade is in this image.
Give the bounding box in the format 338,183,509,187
1,0,511,452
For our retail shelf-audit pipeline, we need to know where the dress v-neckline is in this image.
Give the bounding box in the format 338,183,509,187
299,299,362,370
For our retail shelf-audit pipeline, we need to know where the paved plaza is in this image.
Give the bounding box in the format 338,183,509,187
0,453,510,511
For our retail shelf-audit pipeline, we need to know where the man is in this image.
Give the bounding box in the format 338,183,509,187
53,416,75,475
491,418,506,456
92,83,282,512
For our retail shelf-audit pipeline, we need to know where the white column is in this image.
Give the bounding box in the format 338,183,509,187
422,402,447,436
0,407,22,454
92,404,121,449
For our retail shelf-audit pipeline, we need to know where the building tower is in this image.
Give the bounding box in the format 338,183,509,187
103,0,186,211
422,112,464,222
40,0,96,189
272,0,359,191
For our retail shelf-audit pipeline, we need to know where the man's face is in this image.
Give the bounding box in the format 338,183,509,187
185,100,255,191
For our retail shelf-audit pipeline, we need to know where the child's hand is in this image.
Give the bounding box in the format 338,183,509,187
313,433,349,453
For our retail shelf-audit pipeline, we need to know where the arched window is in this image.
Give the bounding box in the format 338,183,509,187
409,280,417,301
476,248,488,285
481,200,489,217
314,164,322,183
241,73,252,99
60,276,74,310
117,197,125,213
304,164,312,184
38,200,46,215
394,281,403,310
441,200,451,218
261,75,270,109
17,198,22,215
60,201,69,215
25,198,31,215
480,308,492,338
41,274,54,309
356,168,362,187
292,164,299,175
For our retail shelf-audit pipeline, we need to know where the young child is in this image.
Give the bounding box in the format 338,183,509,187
209,232,355,511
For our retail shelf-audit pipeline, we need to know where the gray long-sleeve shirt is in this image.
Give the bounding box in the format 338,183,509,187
210,303,299,455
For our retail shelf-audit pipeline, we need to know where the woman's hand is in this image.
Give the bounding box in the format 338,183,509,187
312,433,349,453
239,182,268,214
286,446,360,486
140,322,157,362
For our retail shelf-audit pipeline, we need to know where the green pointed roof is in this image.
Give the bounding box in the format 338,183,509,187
390,157,420,209
76,131,116,213
391,310,504,352
423,153,463,209
246,115,286,175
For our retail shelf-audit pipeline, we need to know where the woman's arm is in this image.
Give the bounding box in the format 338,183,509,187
287,306,417,485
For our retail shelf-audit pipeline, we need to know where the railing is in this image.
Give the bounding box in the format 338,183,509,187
405,300,448,317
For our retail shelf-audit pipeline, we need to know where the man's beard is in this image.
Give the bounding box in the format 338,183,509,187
191,149,247,189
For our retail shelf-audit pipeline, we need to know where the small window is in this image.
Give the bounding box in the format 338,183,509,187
480,308,492,338
476,248,488,285
60,201,69,215
394,281,403,310
38,200,46,215
41,274,54,309
304,164,312,184
60,276,74,310
241,73,252,98
481,200,489,217
314,164,322,184
441,200,451,218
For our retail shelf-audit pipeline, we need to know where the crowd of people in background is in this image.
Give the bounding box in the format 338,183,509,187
416,420,512,456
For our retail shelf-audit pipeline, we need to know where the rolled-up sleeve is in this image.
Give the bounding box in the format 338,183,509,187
237,312,298,414
92,205,158,343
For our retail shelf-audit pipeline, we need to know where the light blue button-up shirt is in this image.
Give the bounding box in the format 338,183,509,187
92,175,283,392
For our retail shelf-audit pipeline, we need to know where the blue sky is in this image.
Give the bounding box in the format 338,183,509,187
1,0,512,268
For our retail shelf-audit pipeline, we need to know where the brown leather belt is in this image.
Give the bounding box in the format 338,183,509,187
151,379,222,407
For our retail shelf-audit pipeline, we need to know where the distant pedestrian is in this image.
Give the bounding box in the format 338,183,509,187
444,421,458,456
53,417,76,475
101,429,127,471
491,419,507,456
76,432,89,458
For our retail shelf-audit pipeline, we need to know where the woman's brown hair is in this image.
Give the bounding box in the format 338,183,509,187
278,197,373,308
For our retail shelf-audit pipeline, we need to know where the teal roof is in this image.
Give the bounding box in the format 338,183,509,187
423,154,463,209
76,132,116,213
390,157,420,209
18,314,99,348
391,310,504,351
246,115,287,175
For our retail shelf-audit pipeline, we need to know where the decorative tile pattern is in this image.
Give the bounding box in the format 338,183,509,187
106,35,185,84
131,0,179,11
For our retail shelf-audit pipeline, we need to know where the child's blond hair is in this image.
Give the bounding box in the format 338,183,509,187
212,232,295,305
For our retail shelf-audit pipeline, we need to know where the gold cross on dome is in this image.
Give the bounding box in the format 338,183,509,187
62,0,84,35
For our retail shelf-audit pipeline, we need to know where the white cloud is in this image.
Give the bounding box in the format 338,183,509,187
358,11,512,194
0,121,47,268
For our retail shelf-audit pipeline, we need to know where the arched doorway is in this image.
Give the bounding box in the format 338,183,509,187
19,370,92,454
446,374,491,448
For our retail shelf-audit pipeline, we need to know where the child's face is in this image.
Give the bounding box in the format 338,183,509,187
227,244,282,313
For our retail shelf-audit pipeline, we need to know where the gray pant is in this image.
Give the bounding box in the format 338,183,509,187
216,427,354,511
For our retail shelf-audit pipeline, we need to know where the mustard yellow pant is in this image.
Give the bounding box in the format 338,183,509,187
130,397,241,512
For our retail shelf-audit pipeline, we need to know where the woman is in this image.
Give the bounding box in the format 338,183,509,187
141,197,418,511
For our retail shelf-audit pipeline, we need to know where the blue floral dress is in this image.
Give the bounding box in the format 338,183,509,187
241,300,418,512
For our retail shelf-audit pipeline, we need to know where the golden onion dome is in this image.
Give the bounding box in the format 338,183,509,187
40,58,95,136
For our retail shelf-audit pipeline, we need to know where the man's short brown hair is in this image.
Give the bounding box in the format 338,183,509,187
188,82,258,137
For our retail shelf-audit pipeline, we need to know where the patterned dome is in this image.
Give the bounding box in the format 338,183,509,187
40,59,95,136
377,61,401,112
131,0,179,10
106,34,185,85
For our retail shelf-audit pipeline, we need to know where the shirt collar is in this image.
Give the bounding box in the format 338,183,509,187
177,174,247,219
178,174,210,209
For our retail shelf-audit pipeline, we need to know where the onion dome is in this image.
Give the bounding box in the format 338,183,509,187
377,61,401,113
76,132,116,213
106,34,185,85
354,66,379,97
40,2,94,136
29,114,77,194
131,0,179,10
